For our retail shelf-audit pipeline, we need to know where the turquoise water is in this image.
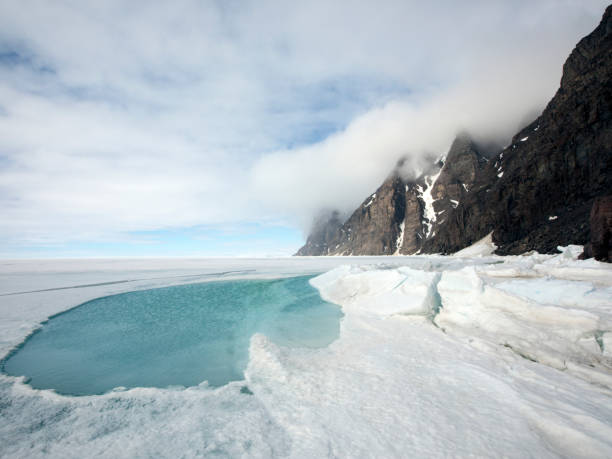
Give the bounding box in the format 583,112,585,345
2,275,342,396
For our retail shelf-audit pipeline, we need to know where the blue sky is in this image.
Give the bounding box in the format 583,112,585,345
0,0,608,257
1,224,302,259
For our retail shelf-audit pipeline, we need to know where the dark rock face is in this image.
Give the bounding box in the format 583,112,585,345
581,196,612,261
295,6,612,258
426,134,489,241
297,135,487,256
295,132,491,256
295,210,343,256
432,134,487,205
398,182,425,254
326,174,408,255
422,5,612,255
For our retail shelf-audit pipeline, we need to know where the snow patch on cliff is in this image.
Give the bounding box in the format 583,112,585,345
393,221,405,255
417,168,443,238
453,232,497,257
364,193,376,208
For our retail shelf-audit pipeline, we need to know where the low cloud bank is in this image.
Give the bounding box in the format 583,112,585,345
252,52,568,231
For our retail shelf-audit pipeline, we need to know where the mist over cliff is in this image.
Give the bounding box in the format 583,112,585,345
296,5,612,257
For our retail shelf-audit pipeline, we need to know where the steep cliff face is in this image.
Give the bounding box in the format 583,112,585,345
422,4,612,255
296,5,612,257
326,173,408,255
297,135,487,256
581,196,612,262
421,134,489,244
397,182,425,254
295,210,343,256
431,135,488,214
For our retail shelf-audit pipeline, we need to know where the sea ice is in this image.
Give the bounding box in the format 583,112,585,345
1,254,611,458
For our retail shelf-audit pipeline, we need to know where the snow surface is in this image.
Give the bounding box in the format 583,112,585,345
393,221,405,255
452,232,497,257
417,169,443,238
1,253,612,458
364,193,376,208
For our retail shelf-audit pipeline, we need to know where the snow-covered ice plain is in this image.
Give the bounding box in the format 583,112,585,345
1,250,612,458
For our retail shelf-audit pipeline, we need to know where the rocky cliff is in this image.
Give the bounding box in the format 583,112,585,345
423,4,612,255
298,136,488,256
296,5,612,257
581,196,612,262
295,211,343,256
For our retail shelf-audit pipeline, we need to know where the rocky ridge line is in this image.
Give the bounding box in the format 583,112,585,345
296,5,612,257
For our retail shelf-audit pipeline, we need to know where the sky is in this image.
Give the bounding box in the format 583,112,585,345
0,0,608,258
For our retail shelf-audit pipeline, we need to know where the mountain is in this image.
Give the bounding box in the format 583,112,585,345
295,210,343,256
423,4,612,255
327,171,408,256
422,134,490,243
296,134,489,256
296,5,612,257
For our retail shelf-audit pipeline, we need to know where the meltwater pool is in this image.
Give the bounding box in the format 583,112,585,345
2,275,342,395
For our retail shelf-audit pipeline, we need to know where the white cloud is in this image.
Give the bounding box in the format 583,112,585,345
0,0,608,247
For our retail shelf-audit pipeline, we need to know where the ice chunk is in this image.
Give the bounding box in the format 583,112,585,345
603,332,612,358
311,265,440,317
436,267,612,387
